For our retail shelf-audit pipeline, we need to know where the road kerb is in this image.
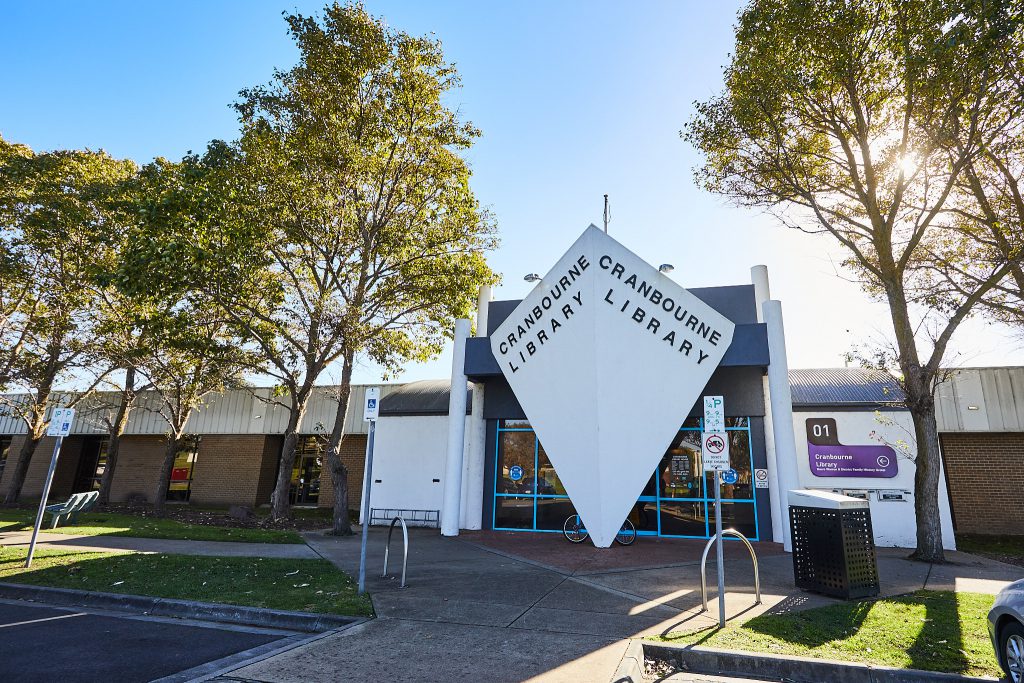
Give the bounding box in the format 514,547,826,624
0,582,365,633
641,641,999,683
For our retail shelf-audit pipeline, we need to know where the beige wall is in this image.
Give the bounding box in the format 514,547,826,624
108,435,168,504
0,435,85,502
0,430,364,510
190,435,275,508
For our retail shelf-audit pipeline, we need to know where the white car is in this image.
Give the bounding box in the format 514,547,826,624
989,579,1024,682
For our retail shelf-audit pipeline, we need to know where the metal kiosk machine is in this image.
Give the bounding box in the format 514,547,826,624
788,489,880,600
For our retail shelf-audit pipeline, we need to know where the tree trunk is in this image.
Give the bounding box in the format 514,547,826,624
270,388,312,521
4,375,55,504
885,286,946,563
153,432,182,517
98,366,136,506
325,350,356,536
909,400,946,562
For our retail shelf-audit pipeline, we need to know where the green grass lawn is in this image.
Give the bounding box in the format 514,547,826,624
0,546,373,616
0,509,304,544
659,590,1000,679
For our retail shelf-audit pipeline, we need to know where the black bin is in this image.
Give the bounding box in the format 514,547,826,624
788,490,880,600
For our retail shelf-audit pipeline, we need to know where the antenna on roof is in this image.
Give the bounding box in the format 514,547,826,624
603,194,610,234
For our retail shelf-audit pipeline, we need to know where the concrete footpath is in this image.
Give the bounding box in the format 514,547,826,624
211,529,1023,683
0,530,319,559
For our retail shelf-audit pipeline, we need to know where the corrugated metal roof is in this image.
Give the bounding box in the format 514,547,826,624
0,384,397,436
380,379,471,416
935,367,1024,432
789,368,905,407
8,366,1021,433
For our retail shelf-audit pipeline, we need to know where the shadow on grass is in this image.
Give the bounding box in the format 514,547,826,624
739,597,873,648
736,590,992,676
905,590,970,674
0,547,373,616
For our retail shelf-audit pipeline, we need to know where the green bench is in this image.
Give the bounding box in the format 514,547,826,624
44,490,99,528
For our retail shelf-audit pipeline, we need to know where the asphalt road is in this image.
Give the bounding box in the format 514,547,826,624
0,599,295,683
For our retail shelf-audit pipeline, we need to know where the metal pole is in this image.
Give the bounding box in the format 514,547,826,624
357,419,376,593
26,436,63,568
715,469,725,628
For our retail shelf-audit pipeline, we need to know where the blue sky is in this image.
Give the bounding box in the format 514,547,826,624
3,1,1022,384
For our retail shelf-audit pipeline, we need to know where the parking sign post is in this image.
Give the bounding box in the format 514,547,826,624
357,388,380,594
702,396,729,628
714,468,725,626
26,408,75,568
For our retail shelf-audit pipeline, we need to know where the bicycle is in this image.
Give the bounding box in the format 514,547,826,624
563,514,637,546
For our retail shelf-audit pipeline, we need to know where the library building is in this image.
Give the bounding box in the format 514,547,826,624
1,227,1021,549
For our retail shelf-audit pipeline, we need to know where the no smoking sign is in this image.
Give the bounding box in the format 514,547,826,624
701,430,730,471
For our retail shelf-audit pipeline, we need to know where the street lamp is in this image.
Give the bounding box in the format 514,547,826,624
524,273,541,283
659,264,674,274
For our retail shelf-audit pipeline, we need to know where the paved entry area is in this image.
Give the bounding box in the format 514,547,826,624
217,528,1022,682
0,599,293,683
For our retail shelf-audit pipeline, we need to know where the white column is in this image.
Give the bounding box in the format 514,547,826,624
476,285,492,337
461,386,486,530
763,299,801,551
441,319,471,536
751,265,770,313
751,266,784,544
460,286,491,531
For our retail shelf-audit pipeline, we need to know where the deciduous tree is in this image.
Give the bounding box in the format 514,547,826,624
210,3,496,530
0,137,135,503
117,154,256,515
685,0,1024,561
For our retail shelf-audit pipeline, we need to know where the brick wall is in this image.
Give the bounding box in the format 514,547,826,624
0,431,365,510
42,436,84,499
318,434,367,511
108,435,168,504
941,432,1024,535
0,435,84,502
256,435,283,506
190,435,272,508
0,435,20,498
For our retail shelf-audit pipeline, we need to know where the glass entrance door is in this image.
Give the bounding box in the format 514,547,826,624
657,429,709,536
493,417,759,540
290,437,323,505
73,436,109,493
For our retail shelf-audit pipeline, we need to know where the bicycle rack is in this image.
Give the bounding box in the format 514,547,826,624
699,528,761,613
382,516,409,588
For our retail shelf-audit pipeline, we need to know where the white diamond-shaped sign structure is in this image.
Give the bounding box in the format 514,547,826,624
490,225,736,546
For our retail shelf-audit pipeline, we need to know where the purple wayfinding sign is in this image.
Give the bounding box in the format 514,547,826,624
806,418,898,479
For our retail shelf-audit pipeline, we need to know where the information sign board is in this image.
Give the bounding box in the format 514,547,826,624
47,408,75,437
701,431,730,471
754,468,769,488
363,388,380,422
703,395,725,432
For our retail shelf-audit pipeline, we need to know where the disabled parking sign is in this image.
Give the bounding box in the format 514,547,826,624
363,388,380,422
47,408,75,437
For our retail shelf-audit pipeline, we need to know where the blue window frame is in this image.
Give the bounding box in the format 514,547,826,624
492,417,758,540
